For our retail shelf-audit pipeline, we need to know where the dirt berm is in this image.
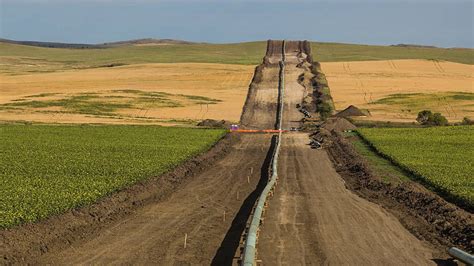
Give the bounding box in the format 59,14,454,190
327,130,474,253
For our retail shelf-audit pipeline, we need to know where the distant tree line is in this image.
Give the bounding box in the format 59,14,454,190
416,110,473,126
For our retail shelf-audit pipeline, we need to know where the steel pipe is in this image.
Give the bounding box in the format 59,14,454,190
448,247,474,265
241,40,286,266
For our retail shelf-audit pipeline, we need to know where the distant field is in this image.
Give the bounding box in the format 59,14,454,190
0,42,266,74
312,42,473,65
0,63,254,125
0,41,472,74
358,126,474,209
0,124,225,228
1,41,472,125
323,59,474,122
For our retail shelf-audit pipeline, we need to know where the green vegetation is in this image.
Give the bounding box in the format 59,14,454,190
317,102,333,121
311,43,474,64
0,124,225,228
370,92,474,119
311,62,335,120
0,42,267,74
461,117,474,125
372,92,474,106
416,110,448,126
1,90,221,118
1,41,472,74
358,126,474,208
345,131,408,184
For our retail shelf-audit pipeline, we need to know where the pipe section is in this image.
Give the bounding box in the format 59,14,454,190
241,40,286,266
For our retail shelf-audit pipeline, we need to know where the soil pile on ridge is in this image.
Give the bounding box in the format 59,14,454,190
336,105,368,118
321,117,356,132
197,119,230,128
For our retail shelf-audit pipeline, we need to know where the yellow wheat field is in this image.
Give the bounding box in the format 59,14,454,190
0,63,255,125
322,59,473,122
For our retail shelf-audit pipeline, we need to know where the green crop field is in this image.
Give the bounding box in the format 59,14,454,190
0,124,225,228
1,41,472,74
357,126,474,209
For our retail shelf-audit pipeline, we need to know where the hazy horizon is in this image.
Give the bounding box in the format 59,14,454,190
1,0,473,48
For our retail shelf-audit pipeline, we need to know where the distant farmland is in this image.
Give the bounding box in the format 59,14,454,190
0,40,472,75
0,63,254,125
323,59,474,122
1,40,472,125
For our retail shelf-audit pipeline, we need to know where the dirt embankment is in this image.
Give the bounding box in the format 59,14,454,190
263,40,284,66
240,40,285,129
284,46,335,122
327,131,474,253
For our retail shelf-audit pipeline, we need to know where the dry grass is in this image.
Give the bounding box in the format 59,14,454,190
0,63,254,125
322,59,474,122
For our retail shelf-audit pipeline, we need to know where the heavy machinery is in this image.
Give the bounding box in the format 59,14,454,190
296,104,311,118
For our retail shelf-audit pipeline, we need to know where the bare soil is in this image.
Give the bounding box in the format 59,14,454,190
327,131,474,254
258,133,439,265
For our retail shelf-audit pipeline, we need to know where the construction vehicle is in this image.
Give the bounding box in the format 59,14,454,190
296,104,312,118
309,139,322,149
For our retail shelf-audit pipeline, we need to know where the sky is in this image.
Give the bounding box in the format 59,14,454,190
0,0,473,48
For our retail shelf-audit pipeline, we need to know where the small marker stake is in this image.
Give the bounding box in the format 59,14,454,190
223,211,226,222
247,175,250,184
184,233,187,249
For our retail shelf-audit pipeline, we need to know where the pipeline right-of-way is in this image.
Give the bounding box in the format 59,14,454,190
241,40,286,266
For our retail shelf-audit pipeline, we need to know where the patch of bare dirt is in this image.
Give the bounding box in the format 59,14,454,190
259,133,441,265
321,117,357,132
197,119,231,128
326,130,474,253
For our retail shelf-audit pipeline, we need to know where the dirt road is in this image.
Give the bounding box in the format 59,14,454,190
281,64,306,129
37,134,273,265
257,133,436,265
240,66,279,129
256,41,437,265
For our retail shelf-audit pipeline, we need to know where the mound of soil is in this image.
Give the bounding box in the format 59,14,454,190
321,117,356,132
335,105,368,117
197,119,230,128
326,131,474,253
